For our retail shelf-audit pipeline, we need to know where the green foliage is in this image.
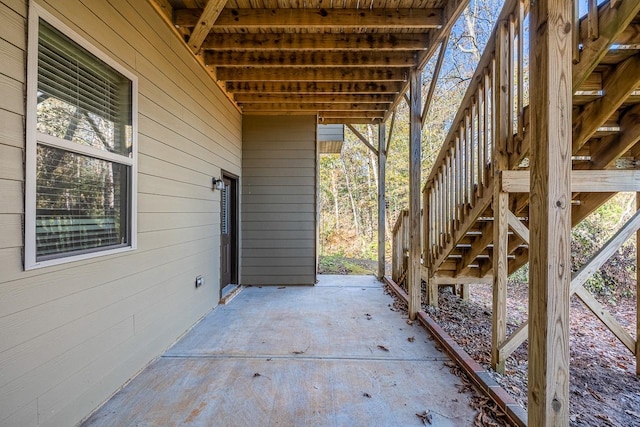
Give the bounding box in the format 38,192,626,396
318,255,373,275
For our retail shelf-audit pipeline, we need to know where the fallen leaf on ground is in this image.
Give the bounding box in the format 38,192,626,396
277,286,285,289
363,392,372,398
253,373,261,377
408,336,415,342
416,410,433,425
292,346,309,355
625,410,640,418
377,345,389,352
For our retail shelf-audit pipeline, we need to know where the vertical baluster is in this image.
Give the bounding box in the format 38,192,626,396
588,0,599,40
485,68,491,189
464,112,471,214
508,14,515,154
470,101,476,206
478,82,485,199
455,134,462,229
573,0,580,63
517,0,525,146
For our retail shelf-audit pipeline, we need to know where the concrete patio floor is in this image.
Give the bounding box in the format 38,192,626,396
82,275,477,426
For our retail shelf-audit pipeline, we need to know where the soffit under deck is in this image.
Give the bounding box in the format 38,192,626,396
151,0,467,124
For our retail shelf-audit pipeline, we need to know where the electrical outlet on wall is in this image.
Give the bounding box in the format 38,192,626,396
195,275,204,288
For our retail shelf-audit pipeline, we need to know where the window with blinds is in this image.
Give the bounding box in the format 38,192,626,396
26,8,137,268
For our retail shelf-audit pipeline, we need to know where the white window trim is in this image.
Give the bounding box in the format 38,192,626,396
25,2,138,270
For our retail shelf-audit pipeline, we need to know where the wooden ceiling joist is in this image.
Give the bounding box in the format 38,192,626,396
319,118,380,124
204,51,416,68
233,93,396,104
225,81,404,94
201,33,432,51
152,0,467,121
319,111,384,119
240,103,390,112
174,8,443,30
216,67,409,82
186,0,226,52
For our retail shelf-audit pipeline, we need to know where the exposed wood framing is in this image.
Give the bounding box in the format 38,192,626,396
421,35,449,128
174,8,444,30
205,51,416,67
574,0,640,88
201,33,432,51
216,67,409,82
408,69,422,320
186,0,227,53
502,170,640,193
378,123,387,280
572,55,640,152
225,81,404,94
241,103,390,112
491,19,511,375
637,193,640,375
346,124,378,156
528,0,572,424
233,93,396,104
384,0,468,122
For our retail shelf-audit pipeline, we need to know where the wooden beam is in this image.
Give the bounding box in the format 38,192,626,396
240,103,390,112
507,210,530,243
204,51,417,67
318,118,381,125
573,0,640,88
216,67,409,82
491,19,510,375
574,286,636,353
432,273,492,285
346,124,378,155
175,8,444,30
528,0,572,423
201,33,432,51
226,81,404,94
502,170,640,193
572,55,640,152
384,0,467,122
408,69,422,320
571,209,640,294
233,93,396,104
378,123,387,280
421,35,449,128
318,111,384,119
587,103,640,169
186,0,226,53
637,193,640,375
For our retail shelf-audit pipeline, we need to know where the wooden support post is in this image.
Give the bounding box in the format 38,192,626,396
460,284,470,301
378,123,387,280
528,0,572,424
491,19,510,375
637,193,640,375
408,69,423,320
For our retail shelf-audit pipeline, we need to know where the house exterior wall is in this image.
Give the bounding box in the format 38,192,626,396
241,115,317,285
0,1,241,426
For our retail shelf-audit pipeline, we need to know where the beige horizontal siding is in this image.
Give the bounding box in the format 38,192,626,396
0,1,241,426
241,116,317,286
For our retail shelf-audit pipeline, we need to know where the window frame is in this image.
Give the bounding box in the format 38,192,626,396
25,3,138,270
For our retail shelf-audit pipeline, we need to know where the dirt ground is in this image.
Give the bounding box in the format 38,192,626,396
424,283,640,426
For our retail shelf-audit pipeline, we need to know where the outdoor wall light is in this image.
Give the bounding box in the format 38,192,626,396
212,177,225,191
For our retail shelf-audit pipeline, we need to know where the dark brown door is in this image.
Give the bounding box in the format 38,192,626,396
220,175,237,292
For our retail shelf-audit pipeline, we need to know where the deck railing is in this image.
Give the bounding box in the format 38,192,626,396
406,0,640,375
391,209,409,286
422,0,529,276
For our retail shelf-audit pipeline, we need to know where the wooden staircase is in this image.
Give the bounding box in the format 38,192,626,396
393,0,640,373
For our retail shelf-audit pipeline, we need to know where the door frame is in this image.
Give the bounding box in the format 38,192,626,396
220,170,239,296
